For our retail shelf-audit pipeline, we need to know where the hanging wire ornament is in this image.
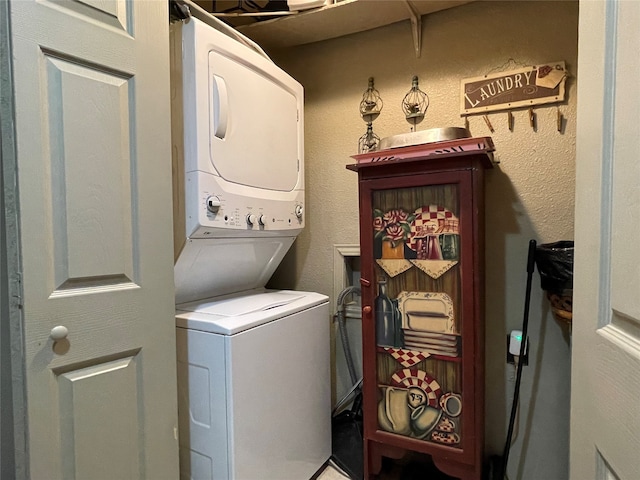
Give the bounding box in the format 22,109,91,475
402,75,429,131
358,123,380,154
359,77,383,124
357,77,383,153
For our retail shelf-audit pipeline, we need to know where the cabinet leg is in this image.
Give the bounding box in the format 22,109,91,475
365,439,408,479
364,440,382,478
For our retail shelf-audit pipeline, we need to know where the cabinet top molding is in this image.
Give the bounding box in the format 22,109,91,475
347,136,495,171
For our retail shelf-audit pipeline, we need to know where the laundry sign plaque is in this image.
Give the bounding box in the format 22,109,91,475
460,61,567,115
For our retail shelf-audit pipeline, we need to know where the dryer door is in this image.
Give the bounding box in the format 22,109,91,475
208,50,301,192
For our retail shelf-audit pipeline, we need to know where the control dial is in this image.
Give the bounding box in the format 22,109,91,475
206,196,221,212
246,214,257,226
258,214,266,226
294,204,303,219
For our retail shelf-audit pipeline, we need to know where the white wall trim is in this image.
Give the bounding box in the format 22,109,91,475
332,244,360,312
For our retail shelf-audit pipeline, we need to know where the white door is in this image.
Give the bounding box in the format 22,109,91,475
9,0,179,478
572,1,640,478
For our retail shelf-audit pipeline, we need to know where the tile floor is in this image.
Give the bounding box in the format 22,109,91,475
318,455,457,480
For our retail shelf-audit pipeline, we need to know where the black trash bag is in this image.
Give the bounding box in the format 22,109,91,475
535,241,574,294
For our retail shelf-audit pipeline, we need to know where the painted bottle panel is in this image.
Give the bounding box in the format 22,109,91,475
375,277,396,347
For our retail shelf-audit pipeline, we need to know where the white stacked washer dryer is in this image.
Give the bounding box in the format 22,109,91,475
170,14,330,480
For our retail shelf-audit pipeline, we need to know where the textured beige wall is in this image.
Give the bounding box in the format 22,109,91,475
269,1,577,478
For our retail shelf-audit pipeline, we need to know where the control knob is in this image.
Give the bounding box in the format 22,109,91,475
294,204,303,219
258,214,266,226
206,196,221,212
246,214,257,226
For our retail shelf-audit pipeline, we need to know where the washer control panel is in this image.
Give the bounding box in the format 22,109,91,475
185,171,304,238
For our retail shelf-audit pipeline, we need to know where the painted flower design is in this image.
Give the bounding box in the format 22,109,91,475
373,208,416,247
383,209,409,225
385,224,406,242
373,216,385,232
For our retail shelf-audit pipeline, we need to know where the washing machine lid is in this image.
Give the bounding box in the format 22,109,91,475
175,289,328,335
180,290,303,316
174,236,296,304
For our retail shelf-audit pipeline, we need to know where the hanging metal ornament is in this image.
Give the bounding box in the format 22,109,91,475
402,75,429,131
359,77,383,124
358,123,380,154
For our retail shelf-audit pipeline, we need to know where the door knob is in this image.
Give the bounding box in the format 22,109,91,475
363,306,372,314
50,325,69,341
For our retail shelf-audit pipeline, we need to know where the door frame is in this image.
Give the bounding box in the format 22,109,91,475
0,1,28,478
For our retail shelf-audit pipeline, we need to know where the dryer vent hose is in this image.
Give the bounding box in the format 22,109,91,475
334,286,362,387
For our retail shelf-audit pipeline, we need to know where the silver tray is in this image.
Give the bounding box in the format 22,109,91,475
378,127,470,151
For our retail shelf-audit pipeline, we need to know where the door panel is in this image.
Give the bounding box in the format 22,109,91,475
10,0,178,478
58,355,141,479
71,0,130,31
46,55,136,289
572,1,640,478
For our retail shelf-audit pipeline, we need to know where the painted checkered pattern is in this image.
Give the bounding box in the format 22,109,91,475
390,368,442,408
407,205,459,251
382,347,428,368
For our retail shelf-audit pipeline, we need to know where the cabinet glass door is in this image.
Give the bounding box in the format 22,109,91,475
371,183,463,448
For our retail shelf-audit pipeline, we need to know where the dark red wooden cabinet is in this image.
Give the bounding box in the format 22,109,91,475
347,138,494,479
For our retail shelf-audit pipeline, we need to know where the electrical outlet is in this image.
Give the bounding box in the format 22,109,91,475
506,334,529,365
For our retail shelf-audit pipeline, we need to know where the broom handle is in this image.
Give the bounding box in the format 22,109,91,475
501,239,536,477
